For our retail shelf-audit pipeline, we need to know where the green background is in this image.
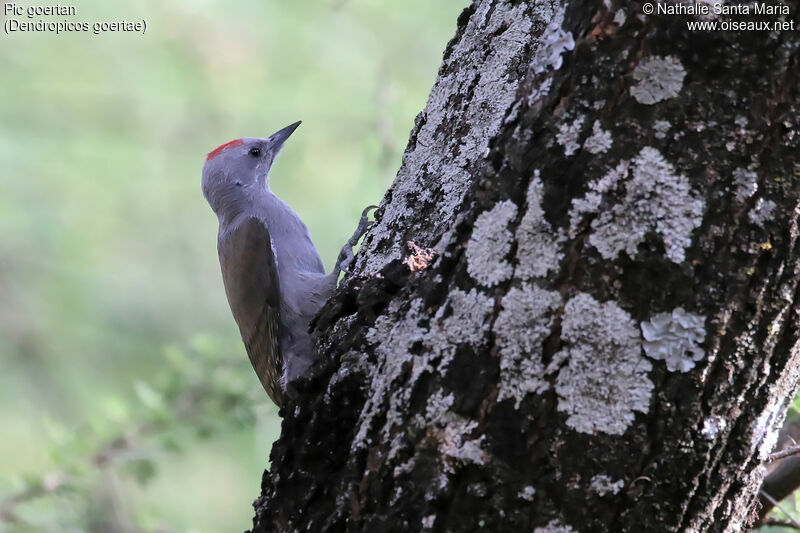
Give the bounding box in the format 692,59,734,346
0,1,465,530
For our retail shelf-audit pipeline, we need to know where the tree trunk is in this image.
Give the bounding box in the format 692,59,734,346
249,1,800,531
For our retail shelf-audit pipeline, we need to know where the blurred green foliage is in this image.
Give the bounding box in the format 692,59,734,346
0,0,466,530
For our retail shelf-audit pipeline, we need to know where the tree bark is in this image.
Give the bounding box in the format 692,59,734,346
249,1,800,531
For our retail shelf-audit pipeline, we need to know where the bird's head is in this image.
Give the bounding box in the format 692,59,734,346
201,121,301,219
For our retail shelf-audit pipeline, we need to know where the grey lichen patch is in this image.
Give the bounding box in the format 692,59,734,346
326,348,370,401
733,167,759,203
653,120,671,139
355,2,563,275
494,285,562,408
630,55,686,105
569,160,630,237
751,398,785,460
701,415,727,440
427,288,495,367
641,308,706,373
515,173,565,279
531,6,575,74
466,200,518,287
353,288,496,459
583,121,613,154
527,77,553,106
590,474,625,496
518,486,536,501
423,390,487,472
748,198,777,227
352,299,428,451
556,115,585,156
588,147,705,263
555,293,653,435
534,520,577,533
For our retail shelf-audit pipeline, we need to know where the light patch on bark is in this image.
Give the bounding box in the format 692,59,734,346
583,120,613,154
630,55,686,105
701,415,727,440
518,486,537,501
353,287,495,460
554,293,653,435
424,390,487,472
527,77,553,106
531,6,575,74
733,166,759,203
641,308,707,373
355,1,563,275
568,160,630,237
653,119,671,139
466,200,518,287
590,474,625,496
326,348,370,401
427,288,495,368
494,285,562,408
751,398,785,460
515,172,565,279
588,147,705,263
353,299,427,452
556,115,585,156
749,198,777,227
534,520,577,533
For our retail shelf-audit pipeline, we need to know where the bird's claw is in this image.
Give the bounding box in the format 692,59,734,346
334,205,378,278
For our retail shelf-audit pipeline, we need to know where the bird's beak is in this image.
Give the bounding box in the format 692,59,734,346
268,121,301,152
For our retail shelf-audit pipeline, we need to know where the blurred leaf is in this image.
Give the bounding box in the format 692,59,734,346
125,458,158,485
134,380,165,411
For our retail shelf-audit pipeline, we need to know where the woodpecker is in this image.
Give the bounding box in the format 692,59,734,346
201,122,373,407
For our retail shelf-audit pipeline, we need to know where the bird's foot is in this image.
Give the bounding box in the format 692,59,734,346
333,205,378,278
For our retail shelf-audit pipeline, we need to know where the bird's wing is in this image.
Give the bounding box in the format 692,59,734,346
218,216,284,406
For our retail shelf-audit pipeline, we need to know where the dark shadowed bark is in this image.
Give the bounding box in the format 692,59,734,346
248,1,800,531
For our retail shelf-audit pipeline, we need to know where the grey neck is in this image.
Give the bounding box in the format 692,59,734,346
215,186,271,228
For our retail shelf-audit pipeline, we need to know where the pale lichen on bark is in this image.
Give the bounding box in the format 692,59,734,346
589,474,625,496
533,519,577,533
733,166,759,203
749,198,777,227
585,147,705,263
465,200,518,286
556,115,585,156
629,55,686,105
515,173,565,279
641,307,707,373
423,390,488,471
700,415,727,440
494,285,562,408
554,293,653,435
583,120,613,154
353,299,427,452
426,288,495,367
653,119,672,139
352,288,494,460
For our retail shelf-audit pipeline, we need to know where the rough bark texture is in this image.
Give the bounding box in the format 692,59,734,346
249,1,800,531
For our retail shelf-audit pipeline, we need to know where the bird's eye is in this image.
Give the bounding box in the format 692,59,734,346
248,148,261,157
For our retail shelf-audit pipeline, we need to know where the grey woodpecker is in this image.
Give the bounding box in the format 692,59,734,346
201,121,373,407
